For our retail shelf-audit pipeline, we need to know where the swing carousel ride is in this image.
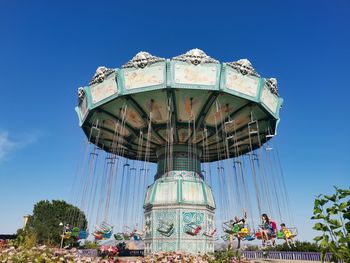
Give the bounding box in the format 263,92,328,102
72,49,294,254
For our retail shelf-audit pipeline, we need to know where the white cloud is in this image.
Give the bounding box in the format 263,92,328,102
0,130,39,162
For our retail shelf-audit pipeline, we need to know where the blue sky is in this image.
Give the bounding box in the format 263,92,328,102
0,0,349,242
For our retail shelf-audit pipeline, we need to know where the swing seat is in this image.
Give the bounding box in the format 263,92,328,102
103,231,113,239
114,233,124,240
61,234,71,239
99,222,113,233
72,227,80,232
277,231,285,239
79,230,87,239
133,235,141,241
223,228,235,234
238,227,249,235
71,227,80,238
203,228,217,238
94,232,103,240
132,231,143,240
123,233,131,240
255,232,262,239
237,227,252,239
244,235,255,241
279,228,297,239
221,234,230,241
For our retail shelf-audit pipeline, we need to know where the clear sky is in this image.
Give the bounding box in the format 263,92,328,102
0,0,349,242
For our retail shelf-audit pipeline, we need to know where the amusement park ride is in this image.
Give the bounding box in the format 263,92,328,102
71,49,295,254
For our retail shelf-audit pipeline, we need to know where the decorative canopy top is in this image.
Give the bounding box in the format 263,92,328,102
89,66,115,85
172,48,219,66
122,51,165,69
77,87,85,100
77,49,283,162
226,59,260,78
265,78,279,96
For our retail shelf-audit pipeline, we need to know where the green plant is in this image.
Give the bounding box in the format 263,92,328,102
84,240,99,249
311,186,350,262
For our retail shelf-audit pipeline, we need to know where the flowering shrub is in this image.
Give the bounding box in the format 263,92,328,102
0,245,98,263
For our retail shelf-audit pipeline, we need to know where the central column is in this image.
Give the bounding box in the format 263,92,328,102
155,145,203,180
143,145,216,254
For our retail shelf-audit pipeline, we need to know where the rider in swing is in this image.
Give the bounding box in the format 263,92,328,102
231,210,247,233
260,213,276,247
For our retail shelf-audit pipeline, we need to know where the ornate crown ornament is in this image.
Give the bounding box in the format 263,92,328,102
77,87,85,103
226,59,260,78
122,52,165,69
265,78,279,96
172,48,219,66
89,66,115,85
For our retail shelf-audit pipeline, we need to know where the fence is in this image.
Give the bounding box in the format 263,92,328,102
241,251,334,261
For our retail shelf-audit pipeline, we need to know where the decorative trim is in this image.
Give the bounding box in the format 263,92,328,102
226,59,260,78
122,52,165,69
265,78,279,96
173,49,219,66
89,66,115,85
77,87,85,101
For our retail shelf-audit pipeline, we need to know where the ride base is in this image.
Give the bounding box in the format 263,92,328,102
143,146,216,254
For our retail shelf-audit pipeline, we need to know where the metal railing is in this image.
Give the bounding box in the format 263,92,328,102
241,251,334,261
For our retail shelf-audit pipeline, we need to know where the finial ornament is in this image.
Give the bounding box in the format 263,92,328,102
89,66,114,85
173,48,219,65
226,59,260,78
122,52,165,69
265,78,279,96
78,87,85,100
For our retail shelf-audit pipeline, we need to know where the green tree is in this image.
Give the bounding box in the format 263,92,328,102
311,186,350,262
25,200,87,246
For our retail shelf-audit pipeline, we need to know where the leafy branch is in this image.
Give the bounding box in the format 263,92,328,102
311,186,350,262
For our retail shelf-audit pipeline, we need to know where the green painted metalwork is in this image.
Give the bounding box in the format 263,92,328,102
76,49,284,254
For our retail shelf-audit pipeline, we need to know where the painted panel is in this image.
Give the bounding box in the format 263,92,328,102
90,73,118,104
176,89,211,122
124,65,164,90
205,185,215,208
154,181,177,204
174,64,217,86
144,186,153,206
182,182,205,203
101,102,146,129
101,118,130,137
204,94,246,126
261,86,278,113
225,69,259,97
79,97,89,120
153,210,177,238
177,128,191,143
132,91,169,124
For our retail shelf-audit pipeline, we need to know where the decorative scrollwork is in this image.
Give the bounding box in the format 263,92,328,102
122,51,165,69
265,78,279,96
226,59,260,78
77,87,85,101
173,48,219,66
89,66,115,85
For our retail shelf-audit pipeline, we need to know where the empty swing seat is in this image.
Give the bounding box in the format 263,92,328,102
79,230,87,239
